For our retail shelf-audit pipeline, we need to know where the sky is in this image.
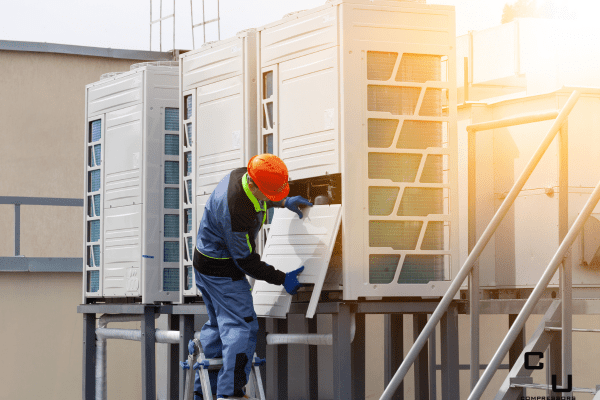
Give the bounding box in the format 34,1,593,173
0,0,595,52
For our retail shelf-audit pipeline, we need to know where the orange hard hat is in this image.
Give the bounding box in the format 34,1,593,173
247,154,290,202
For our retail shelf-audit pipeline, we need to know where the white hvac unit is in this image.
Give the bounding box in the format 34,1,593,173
82,61,182,304
458,87,600,293
179,30,259,300
252,0,459,318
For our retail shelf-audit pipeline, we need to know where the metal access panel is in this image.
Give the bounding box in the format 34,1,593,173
252,205,342,319
83,63,182,304
180,31,259,300
257,0,459,301
460,88,600,290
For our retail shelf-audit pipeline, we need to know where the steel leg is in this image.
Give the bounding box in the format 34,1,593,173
308,317,319,400
352,313,366,400
168,314,179,400
508,314,525,398
384,314,404,400
142,306,156,400
267,319,288,400
440,305,459,400
83,313,96,400
333,304,352,400
179,315,194,400
413,314,430,400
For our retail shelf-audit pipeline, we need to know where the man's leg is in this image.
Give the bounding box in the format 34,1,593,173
194,271,221,399
199,274,258,398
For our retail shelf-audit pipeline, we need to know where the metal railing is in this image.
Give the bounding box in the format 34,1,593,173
0,196,83,272
379,90,582,400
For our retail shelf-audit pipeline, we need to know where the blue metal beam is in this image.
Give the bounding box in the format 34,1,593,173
0,40,175,61
0,257,82,272
0,196,83,206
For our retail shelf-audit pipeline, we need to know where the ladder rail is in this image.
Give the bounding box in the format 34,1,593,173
469,176,600,399
379,90,582,400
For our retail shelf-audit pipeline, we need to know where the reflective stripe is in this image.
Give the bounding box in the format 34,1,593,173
242,173,268,225
246,233,252,253
242,173,262,212
197,248,231,260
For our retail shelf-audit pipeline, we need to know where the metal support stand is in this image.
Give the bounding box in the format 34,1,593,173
548,329,563,397
267,319,288,400
179,314,194,400
352,313,366,400
332,304,352,400
413,314,430,400
508,314,525,398
441,305,460,400
429,321,437,400
83,313,96,400
384,314,404,400
308,317,319,400
167,314,179,400
142,306,156,400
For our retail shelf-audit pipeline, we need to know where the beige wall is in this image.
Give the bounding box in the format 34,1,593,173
0,273,142,400
0,50,147,399
0,50,137,258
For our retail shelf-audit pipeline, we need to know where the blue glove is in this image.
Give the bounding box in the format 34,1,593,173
284,266,304,295
284,196,313,219
188,339,195,355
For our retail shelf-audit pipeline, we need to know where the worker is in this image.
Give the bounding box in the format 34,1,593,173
193,153,312,400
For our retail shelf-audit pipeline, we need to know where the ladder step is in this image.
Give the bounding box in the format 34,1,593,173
510,382,598,394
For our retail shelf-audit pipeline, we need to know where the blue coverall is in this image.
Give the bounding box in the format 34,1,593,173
193,167,287,399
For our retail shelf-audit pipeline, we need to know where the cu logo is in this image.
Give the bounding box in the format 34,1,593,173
524,352,572,392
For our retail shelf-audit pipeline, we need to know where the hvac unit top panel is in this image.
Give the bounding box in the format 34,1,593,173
182,33,254,91
252,205,342,319
342,2,452,47
87,71,143,117
260,7,338,67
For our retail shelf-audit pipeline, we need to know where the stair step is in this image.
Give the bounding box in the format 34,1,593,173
510,382,598,394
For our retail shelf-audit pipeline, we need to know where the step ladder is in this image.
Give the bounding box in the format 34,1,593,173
180,338,266,400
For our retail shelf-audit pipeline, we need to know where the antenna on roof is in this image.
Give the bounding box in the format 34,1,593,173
149,0,176,52
190,0,221,49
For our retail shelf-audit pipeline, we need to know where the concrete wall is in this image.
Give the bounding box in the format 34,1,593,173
0,50,144,400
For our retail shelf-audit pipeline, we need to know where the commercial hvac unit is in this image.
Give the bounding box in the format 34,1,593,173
83,62,181,304
179,30,259,300
459,87,600,295
251,0,459,318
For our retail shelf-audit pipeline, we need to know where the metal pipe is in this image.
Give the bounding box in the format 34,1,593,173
96,328,179,344
559,121,572,397
264,313,356,346
469,169,600,399
379,90,581,400
468,127,479,391
172,0,175,51
189,0,195,49
150,0,152,51
466,110,559,133
95,339,107,400
160,0,163,52
14,204,20,256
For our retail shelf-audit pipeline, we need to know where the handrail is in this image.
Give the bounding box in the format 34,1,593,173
379,90,581,400
466,108,562,391
469,170,600,399
0,196,83,257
